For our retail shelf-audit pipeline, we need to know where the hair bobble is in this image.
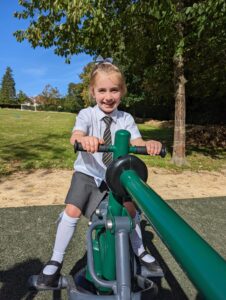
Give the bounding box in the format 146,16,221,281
95,55,113,65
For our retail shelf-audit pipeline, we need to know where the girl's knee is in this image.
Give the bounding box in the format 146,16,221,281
123,201,136,218
65,204,81,218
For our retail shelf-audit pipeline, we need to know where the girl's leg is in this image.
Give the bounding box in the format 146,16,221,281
42,204,81,276
123,201,155,263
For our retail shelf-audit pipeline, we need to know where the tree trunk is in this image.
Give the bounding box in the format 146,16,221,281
171,0,188,166
171,54,187,166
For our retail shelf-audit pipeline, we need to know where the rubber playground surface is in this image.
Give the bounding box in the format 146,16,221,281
0,196,226,300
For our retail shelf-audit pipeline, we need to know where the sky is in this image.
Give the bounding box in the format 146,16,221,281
0,1,92,97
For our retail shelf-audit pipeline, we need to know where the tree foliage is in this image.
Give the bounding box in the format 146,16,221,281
64,82,84,112
79,62,96,107
17,90,30,103
14,1,226,107
0,67,16,103
14,0,226,165
40,84,61,105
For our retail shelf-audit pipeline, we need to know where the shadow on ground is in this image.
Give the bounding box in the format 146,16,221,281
0,197,225,299
0,259,42,300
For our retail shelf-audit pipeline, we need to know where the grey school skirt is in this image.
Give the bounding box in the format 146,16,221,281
65,172,109,219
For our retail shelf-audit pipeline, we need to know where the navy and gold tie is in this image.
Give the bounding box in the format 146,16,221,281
102,116,113,166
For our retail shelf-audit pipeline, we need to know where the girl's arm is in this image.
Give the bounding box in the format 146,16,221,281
70,130,104,153
131,137,162,156
70,130,86,145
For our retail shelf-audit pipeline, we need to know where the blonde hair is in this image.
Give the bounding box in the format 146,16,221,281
89,63,127,97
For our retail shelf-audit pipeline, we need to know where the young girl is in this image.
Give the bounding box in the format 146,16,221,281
37,60,163,287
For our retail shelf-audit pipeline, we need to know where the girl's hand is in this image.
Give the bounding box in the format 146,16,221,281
80,136,104,153
145,140,162,156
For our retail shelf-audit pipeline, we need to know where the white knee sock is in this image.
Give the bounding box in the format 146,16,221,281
130,212,155,263
43,211,79,275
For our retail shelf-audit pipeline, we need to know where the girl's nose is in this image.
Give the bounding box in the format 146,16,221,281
105,92,112,100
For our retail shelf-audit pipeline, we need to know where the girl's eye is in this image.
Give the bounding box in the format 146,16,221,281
98,89,106,93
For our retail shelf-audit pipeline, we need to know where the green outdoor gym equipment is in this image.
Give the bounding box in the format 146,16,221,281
29,129,226,300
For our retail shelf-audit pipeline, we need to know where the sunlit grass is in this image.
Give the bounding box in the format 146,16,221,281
0,109,225,176
0,109,76,175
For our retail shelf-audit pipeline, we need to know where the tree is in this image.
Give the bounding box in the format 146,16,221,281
64,82,84,112
79,63,96,107
40,84,61,105
17,90,30,104
121,93,145,117
14,1,226,164
185,0,226,124
0,67,16,103
170,1,187,166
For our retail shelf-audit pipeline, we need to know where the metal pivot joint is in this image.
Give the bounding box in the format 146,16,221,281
106,155,148,197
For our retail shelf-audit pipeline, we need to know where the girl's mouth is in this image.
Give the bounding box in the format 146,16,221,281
102,101,115,106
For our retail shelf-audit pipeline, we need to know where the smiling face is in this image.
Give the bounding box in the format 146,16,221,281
90,73,122,114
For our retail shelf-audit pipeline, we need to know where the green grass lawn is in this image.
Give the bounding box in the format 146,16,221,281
0,109,225,176
0,109,76,175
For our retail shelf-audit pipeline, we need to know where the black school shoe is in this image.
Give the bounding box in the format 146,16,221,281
37,260,62,287
139,251,163,274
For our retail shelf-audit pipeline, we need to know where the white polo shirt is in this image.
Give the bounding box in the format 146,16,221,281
73,105,141,186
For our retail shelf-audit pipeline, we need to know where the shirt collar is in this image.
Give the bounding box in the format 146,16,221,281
94,105,118,123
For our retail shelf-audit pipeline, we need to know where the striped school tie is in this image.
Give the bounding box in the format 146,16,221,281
102,116,113,166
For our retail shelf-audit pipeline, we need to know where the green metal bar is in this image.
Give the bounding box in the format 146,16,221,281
113,130,130,159
102,130,131,280
120,170,226,300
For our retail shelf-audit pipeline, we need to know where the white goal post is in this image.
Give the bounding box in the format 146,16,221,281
21,103,38,112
